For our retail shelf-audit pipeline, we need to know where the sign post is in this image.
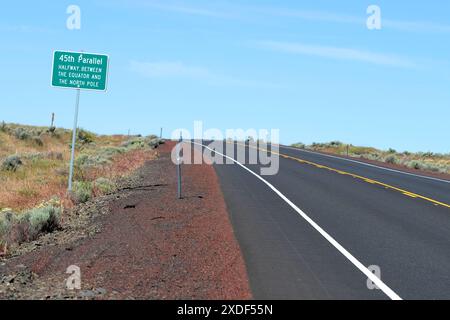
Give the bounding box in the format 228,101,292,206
68,88,80,192
51,50,109,192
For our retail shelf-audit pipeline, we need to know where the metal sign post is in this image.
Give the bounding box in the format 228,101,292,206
68,88,80,192
51,50,109,193
177,133,183,199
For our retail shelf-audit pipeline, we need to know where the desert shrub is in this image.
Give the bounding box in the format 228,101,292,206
407,160,423,170
292,142,305,149
0,204,61,245
387,148,397,154
95,177,116,194
147,138,160,149
419,162,446,173
99,146,126,158
1,155,23,171
0,121,6,132
75,154,110,169
0,210,14,240
330,141,343,147
32,135,44,146
360,153,381,161
121,137,146,149
13,127,31,140
72,181,93,204
384,155,398,164
77,129,95,144
27,205,61,238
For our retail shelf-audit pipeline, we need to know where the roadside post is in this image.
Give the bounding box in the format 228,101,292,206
177,133,183,199
51,50,109,192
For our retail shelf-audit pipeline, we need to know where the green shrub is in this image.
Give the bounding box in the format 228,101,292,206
384,155,398,164
360,153,381,161
0,121,6,132
27,206,61,238
77,129,95,144
407,160,423,170
147,138,160,149
387,148,397,154
95,177,116,194
99,146,126,158
72,181,93,204
1,155,23,171
0,205,61,245
13,127,31,140
0,210,15,240
121,137,146,149
291,142,305,149
330,141,343,147
75,154,109,169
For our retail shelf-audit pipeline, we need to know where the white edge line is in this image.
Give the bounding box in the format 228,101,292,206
192,141,402,301
281,145,450,184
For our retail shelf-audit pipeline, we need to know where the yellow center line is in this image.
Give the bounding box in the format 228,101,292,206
234,142,450,209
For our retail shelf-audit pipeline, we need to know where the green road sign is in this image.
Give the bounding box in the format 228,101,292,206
52,50,109,91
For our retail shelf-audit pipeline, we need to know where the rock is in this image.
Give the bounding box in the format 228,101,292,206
79,290,96,298
94,288,107,295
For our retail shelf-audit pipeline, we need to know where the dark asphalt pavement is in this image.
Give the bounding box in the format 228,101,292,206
193,141,450,300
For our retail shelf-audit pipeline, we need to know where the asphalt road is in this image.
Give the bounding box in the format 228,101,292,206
191,141,450,300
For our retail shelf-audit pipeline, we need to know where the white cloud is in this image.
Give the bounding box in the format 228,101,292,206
96,0,234,19
257,41,417,68
262,7,450,34
96,1,450,34
129,60,284,88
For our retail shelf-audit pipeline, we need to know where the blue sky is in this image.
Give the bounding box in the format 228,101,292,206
0,0,449,152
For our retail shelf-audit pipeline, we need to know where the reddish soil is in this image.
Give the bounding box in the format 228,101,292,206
0,142,252,300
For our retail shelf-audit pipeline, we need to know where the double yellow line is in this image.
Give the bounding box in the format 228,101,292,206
237,143,450,209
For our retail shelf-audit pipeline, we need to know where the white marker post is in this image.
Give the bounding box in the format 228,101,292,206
51,50,109,193
177,133,183,199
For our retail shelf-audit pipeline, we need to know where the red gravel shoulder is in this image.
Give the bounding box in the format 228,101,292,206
0,142,252,300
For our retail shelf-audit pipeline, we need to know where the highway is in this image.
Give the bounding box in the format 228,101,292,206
192,141,450,300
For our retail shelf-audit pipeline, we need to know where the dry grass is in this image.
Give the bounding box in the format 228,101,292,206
0,124,157,212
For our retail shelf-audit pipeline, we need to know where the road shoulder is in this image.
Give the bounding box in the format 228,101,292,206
0,142,251,300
